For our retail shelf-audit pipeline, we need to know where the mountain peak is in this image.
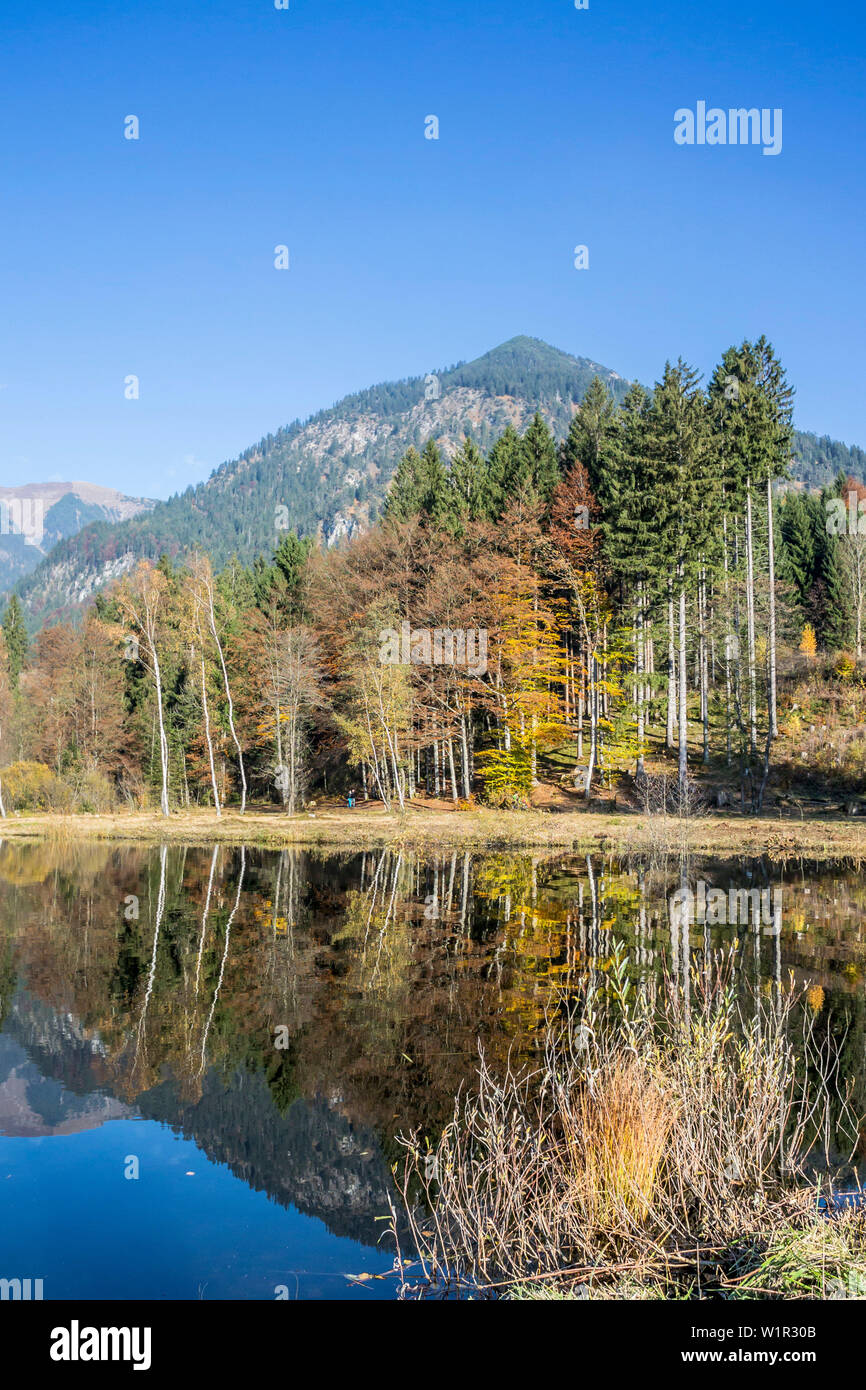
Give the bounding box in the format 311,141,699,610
442,336,627,401
10,340,861,628
463,334,588,366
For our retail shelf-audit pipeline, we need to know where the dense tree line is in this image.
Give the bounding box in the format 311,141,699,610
0,336,863,819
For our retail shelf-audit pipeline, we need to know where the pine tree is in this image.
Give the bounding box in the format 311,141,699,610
778,492,815,611
561,375,620,509
486,424,522,518
384,446,425,521
270,532,313,620
447,435,489,530
591,383,656,772
416,439,450,522
2,595,28,690
518,412,560,502
709,339,793,742
819,533,852,650
645,361,719,798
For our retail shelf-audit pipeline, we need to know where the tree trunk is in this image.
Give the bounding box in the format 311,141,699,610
723,514,733,765
152,650,170,817
699,569,709,764
678,577,688,803
447,737,458,801
745,479,758,754
200,653,221,817
460,715,471,799
206,591,247,812
666,589,676,751
767,475,778,738
584,652,598,796
636,585,645,775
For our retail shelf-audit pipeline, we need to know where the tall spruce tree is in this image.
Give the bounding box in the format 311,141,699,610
590,384,656,771
447,435,490,529
384,446,425,521
517,412,560,502
1,595,27,690
818,528,852,649
486,424,522,518
384,440,449,524
710,339,793,743
645,361,719,799
562,375,621,511
778,493,817,615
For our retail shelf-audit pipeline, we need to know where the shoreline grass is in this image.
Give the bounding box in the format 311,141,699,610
393,955,865,1301
0,803,865,861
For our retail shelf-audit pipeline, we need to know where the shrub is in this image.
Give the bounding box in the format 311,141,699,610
74,767,117,814
0,761,66,811
476,739,533,807
0,761,119,814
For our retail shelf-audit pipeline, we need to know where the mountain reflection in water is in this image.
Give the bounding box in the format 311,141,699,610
0,840,864,1298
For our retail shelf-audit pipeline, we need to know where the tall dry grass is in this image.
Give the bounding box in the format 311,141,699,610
562,1058,673,1229
393,949,859,1297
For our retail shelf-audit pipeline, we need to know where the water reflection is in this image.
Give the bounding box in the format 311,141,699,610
0,840,864,1296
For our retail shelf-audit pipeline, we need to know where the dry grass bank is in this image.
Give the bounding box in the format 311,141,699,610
1,801,865,860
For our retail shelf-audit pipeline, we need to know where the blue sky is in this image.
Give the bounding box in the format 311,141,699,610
1,0,863,499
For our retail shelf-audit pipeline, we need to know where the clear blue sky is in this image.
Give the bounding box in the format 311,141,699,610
1,0,863,499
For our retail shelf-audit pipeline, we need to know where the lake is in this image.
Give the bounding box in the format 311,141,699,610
0,839,863,1300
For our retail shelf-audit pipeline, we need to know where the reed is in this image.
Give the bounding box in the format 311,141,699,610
394,949,861,1298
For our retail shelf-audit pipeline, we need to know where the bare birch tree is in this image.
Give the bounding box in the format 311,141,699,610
119,563,171,817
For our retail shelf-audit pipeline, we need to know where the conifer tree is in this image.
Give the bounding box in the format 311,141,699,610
486,424,522,518
384,446,425,521
710,339,793,742
778,493,816,611
592,383,656,770
416,439,450,522
561,375,621,512
447,435,489,529
818,532,852,650
517,412,560,502
645,361,719,800
267,532,313,621
2,595,28,690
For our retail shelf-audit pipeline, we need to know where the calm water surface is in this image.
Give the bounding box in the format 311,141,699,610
0,840,864,1299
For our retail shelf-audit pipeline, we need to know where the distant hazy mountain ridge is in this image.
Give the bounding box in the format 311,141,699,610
0,482,155,593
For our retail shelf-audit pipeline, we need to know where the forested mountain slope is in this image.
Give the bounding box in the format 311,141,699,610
10,336,863,627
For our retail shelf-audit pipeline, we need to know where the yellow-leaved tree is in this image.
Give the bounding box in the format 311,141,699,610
477,574,567,806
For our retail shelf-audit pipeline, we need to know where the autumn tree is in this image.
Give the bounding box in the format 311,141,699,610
118,562,172,816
